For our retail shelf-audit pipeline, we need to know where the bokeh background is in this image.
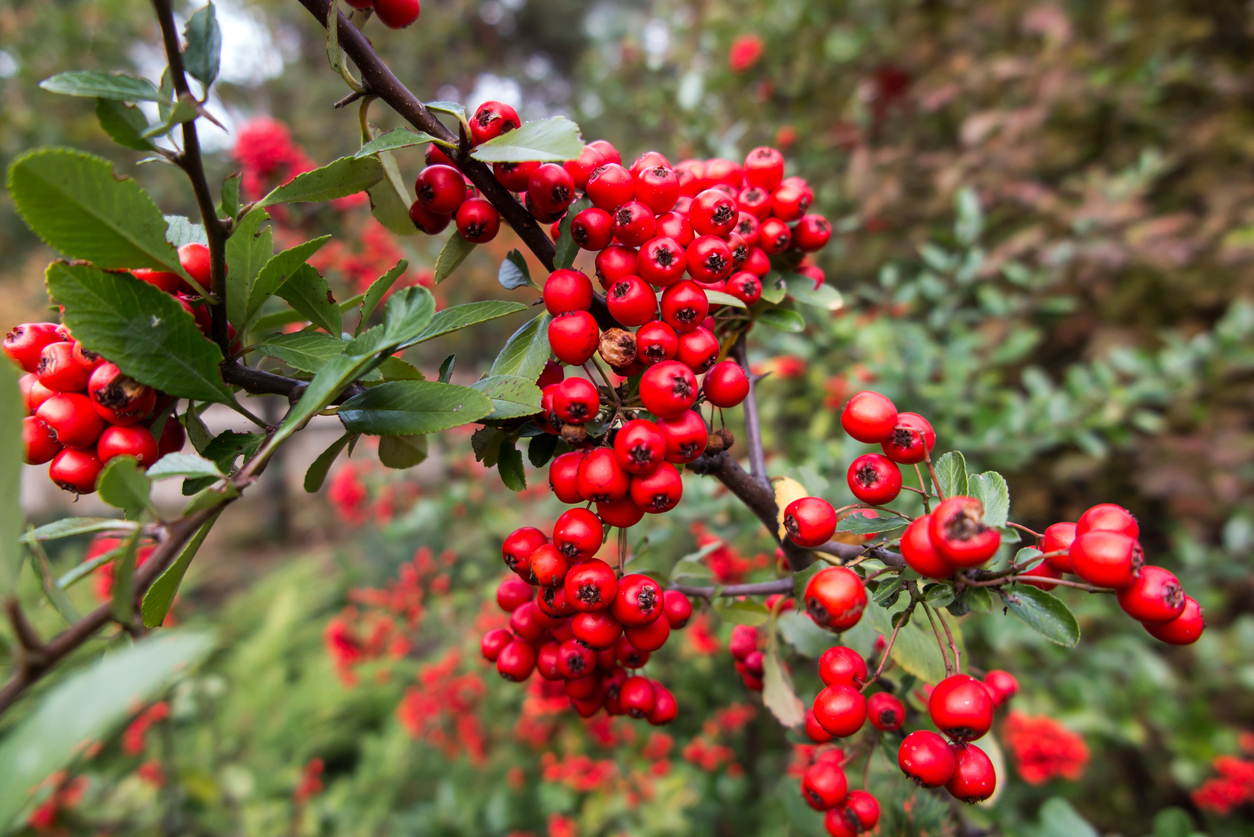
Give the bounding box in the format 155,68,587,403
2,0,1253,835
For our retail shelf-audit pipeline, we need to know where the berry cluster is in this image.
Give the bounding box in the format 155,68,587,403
727,594,792,691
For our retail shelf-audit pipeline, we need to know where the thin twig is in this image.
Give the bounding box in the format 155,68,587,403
1006,521,1043,540
921,602,953,677
731,335,768,488
935,607,960,673
913,463,932,514
862,597,916,692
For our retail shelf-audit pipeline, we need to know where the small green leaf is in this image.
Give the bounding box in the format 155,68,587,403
147,452,223,481
138,94,199,139
366,141,417,236
759,273,787,304
40,71,160,101
758,307,806,332
470,375,543,420
469,116,584,163
933,451,968,499
497,439,527,491
305,433,353,492
339,381,494,436
28,540,79,624
437,354,456,383
256,331,347,374
245,235,332,328
969,470,1010,528
472,427,507,466
965,587,994,613
224,208,272,329
356,127,438,157
377,356,424,380
999,586,1080,647
713,599,771,626
669,542,720,581
703,290,747,309
490,313,552,380
498,250,536,290
96,457,153,513
425,101,467,122
783,273,844,311
220,172,240,218
252,155,384,210
0,363,24,597
141,514,216,628
777,610,838,658
836,513,908,536
553,196,590,270
406,300,528,346
94,99,157,152
109,528,143,622
164,215,207,248
792,560,825,601
378,434,428,469
22,517,137,545
357,260,407,334
276,263,342,335
184,3,221,88
434,233,476,284
57,544,125,591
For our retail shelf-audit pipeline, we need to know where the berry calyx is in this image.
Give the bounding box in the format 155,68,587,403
847,453,903,505
610,574,663,627
929,496,1002,568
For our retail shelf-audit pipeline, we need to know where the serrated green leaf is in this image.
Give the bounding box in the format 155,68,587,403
498,439,527,491
141,514,216,628
220,172,240,218
22,517,137,545
490,313,552,380
276,263,342,335
245,235,331,328
366,145,418,236
969,470,1010,528
758,307,806,332
553,196,590,270
94,98,156,152
39,70,160,101
469,116,584,163
0,631,215,829
783,273,844,311
224,209,272,329
377,356,424,381
933,451,968,499
139,94,199,139
999,585,1080,647
339,381,494,435
406,300,529,346
433,233,476,284
836,513,908,536
9,149,185,275
357,260,407,334
253,155,383,210
46,262,233,403
378,434,428,469
147,452,222,481
777,610,838,658
304,433,353,492
470,375,543,420
255,331,346,373
96,457,152,513
0,363,23,597
714,599,772,626
356,127,438,157
164,215,207,248
499,250,535,290
183,3,222,89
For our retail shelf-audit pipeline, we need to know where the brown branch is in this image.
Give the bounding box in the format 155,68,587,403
731,335,768,488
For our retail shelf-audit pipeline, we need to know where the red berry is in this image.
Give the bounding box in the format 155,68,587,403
758,217,792,254
663,590,692,629
743,246,771,277
496,639,537,681
880,412,936,464
571,207,614,251
702,360,750,408
610,574,663,627
898,730,956,788
493,159,540,192
1117,565,1186,624
725,271,763,305
744,147,785,191
536,641,563,680
728,624,758,660
945,743,996,803
1068,530,1143,589
36,341,91,393
157,417,184,457
502,527,548,576
634,165,679,214
606,276,658,327
847,453,903,505
481,628,512,661
469,100,520,144
4,323,61,373
638,237,688,287
784,497,837,548
36,393,105,449
48,447,103,494
794,214,832,251
577,448,631,503
1144,596,1204,645
613,418,667,475
177,242,213,288
841,391,898,443
596,497,645,529
818,646,867,688
587,140,621,164
629,461,683,513
620,675,656,718
549,451,585,504
529,543,570,588
455,197,501,243
624,613,671,651
416,164,468,214
566,672,601,699
657,410,708,463
804,567,867,632
552,508,603,562
929,674,994,742
659,281,709,333
900,515,954,579
738,185,772,219
770,184,811,221
813,684,867,737
615,634,650,668
548,311,600,366
594,244,639,289
689,189,737,237
640,360,699,418
805,707,835,743
20,373,56,414
562,145,606,190
636,321,679,366
867,692,905,732
509,601,548,642
408,200,451,234
655,211,694,246
97,424,159,467
552,376,600,424
496,576,534,612
675,327,720,374
561,559,616,613
528,163,575,216
572,611,623,649
23,416,61,465
611,201,657,247
801,760,849,811
704,158,743,188
587,163,635,211
929,496,1002,568
733,211,760,247
982,670,1018,707
646,682,678,725
87,363,156,425
555,638,594,679
628,151,669,177
374,0,420,26
685,235,733,283
1041,521,1077,572
1077,503,1139,539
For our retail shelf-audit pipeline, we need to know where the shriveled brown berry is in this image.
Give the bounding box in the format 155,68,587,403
599,327,638,368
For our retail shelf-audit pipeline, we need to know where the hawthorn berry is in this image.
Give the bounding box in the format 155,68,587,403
813,684,868,737
611,200,657,247
646,683,678,725
586,163,635,211
537,585,576,618
1041,521,1077,572
770,183,811,222
847,453,903,505
611,574,663,627
636,321,679,365
842,790,881,832
1021,561,1063,590
793,214,832,251
23,416,61,465
493,159,540,192
689,189,737,237
20,373,56,415
638,237,688,287
536,642,563,681
502,527,548,576
841,391,898,443
726,271,763,305
655,211,694,246
469,100,520,144
632,165,679,215
548,311,600,366
549,451,585,504
48,447,102,494
4,323,62,372
88,363,155,425
823,809,857,837
819,646,868,688
496,639,537,681
613,418,667,475
480,628,512,662
743,246,771,277
97,424,159,467
455,197,501,243
563,145,606,190
880,412,936,464
675,328,720,374
553,508,604,561
758,217,792,254
654,410,706,464
577,448,630,503
605,276,656,326
570,207,613,251
1117,565,1186,624
624,613,671,651
598,328,638,369
552,376,600,424
867,692,905,732
36,393,105,449
784,497,837,548
703,360,750,408
804,567,867,631
157,418,184,457
416,164,468,214
615,634,649,668
572,611,623,649
496,576,534,612
662,590,693,629
1068,530,1142,589
734,211,761,246
587,139,621,164
639,361,698,418
528,163,576,216
929,674,994,742
900,515,954,579
801,760,849,811
686,235,733,283
529,543,569,587
620,676,656,718
408,200,451,235
596,497,645,529
1144,596,1204,645
805,707,835,743
658,281,707,333
34,342,90,393
629,461,683,513
945,743,997,804
1076,503,1139,539
743,147,785,190
982,670,1018,707
898,730,956,788
929,496,1002,568
554,638,593,679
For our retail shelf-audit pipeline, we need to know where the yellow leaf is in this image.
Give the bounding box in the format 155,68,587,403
773,476,809,540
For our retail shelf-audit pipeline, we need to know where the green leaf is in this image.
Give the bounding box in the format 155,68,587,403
1151,808,1194,837
498,250,536,290
28,540,79,623
224,209,273,329
758,307,806,332
220,172,240,218
164,215,207,248
433,233,476,284
377,356,424,381
425,101,467,122
762,634,806,727
1030,798,1099,837
141,514,216,628
965,587,994,613
969,470,1010,528
0,631,215,830
357,260,407,334
406,300,528,346
356,127,438,157
470,116,584,163
867,602,949,683
777,611,838,657
490,313,552,381
713,599,771,626
276,264,342,335
244,235,332,328
22,517,137,545
39,70,160,101
57,544,125,591
46,262,233,403
95,98,157,152
497,439,527,491
109,527,143,622
139,94,199,139
366,140,418,236
96,457,153,513
792,560,825,601
528,433,558,468
146,452,223,481
253,155,383,210
553,196,590,270
703,290,747,309
339,381,494,435
759,272,788,304
256,331,347,373
378,434,428,469
350,285,437,356
470,375,543,420
999,585,1081,647
304,433,353,491
836,513,908,536
9,149,185,275
472,427,507,466
783,273,844,311
183,3,222,89
436,354,455,384
933,451,968,499
669,542,720,581
0,363,24,597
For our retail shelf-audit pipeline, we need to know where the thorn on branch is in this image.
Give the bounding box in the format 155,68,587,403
335,89,368,109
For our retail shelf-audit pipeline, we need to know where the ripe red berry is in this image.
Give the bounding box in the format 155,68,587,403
819,646,868,688
48,447,103,494
552,376,600,424
5,323,64,373
87,363,156,425
638,237,688,287
493,159,540,192
606,277,657,327
633,165,680,214
587,163,635,211
655,211,694,246
675,327,720,374
867,692,905,732
662,590,693,629
842,790,881,832
635,321,679,366
1068,530,1143,589
758,217,792,254
824,809,856,837
23,416,61,465
611,201,657,247
1117,565,1186,624
733,211,761,247
945,743,997,804
536,642,563,680
880,412,936,464
528,164,576,216
469,100,520,144
647,682,678,725
549,451,585,504
900,515,954,579
804,567,867,631
176,242,213,288
982,670,1018,707
657,410,708,464
898,730,956,788
805,707,835,743
659,281,708,333
738,185,772,219
847,453,903,505
1144,596,1205,645
794,214,832,251
685,235,733,283
1041,521,1077,572
841,391,898,443
566,671,602,700
97,424,159,467
455,197,501,243
1077,503,1140,539
157,417,184,457
813,684,867,737
596,497,645,529
577,448,631,503
594,244,639,289
509,601,548,642
572,611,623,649
725,271,763,305
1021,559,1062,590
408,200,451,234
743,147,785,191
629,461,683,513
613,418,668,475
784,497,837,548
555,638,594,679
563,559,617,613
481,628,512,661
36,393,105,449
20,373,56,415
929,496,1002,568
416,164,468,215
35,342,91,393
929,674,994,742
551,508,603,561
688,189,737,238
374,0,421,26
548,311,600,366
620,676,656,718
611,574,663,627
496,576,534,612
502,527,548,576
496,639,537,681
770,184,812,222
640,361,698,418
743,246,771,277
569,207,612,251
529,543,570,588
702,360,750,408
613,634,648,670
801,761,849,811
624,614,671,652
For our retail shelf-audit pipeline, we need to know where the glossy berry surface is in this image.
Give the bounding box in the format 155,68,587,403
783,497,837,548
929,674,994,742
898,730,956,788
847,453,903,505
841,391,899,443
813,684,867,737
804,567,867,632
